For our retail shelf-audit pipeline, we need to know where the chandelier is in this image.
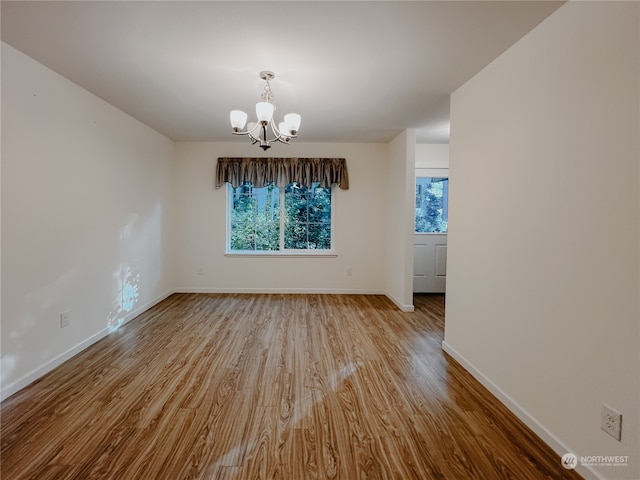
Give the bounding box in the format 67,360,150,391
230,71,301,151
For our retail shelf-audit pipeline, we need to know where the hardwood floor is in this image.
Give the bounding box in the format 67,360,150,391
1,293,582,479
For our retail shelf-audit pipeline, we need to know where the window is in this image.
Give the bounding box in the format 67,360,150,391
229,182,280,251
228,181,334,253
415,177,448,233
284,183,332,250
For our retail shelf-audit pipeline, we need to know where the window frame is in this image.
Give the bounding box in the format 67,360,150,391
225,182,337,257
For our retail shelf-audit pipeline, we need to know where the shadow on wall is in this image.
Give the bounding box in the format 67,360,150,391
0,268,76,393
0,202,166,399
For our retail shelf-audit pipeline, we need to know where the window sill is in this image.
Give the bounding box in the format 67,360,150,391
225,251,337,258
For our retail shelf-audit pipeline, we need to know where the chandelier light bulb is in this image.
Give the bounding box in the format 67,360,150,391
284,113,301,135
278,122,291,137
255,102,274,123
230,110,248,131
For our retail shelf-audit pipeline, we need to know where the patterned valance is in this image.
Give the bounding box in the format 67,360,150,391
215,157,349,190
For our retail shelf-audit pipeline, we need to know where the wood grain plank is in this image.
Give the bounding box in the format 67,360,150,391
1,293,583,480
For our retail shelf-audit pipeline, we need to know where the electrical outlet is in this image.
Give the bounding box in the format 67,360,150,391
347,267,353,277
601,404,622,441
60,311,70,328
197,267,204,276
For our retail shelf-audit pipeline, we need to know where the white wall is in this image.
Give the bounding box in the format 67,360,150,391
416,143,449,179
416,143,449,170
385,129,416,311
1,43,176,400
173,141,388,294
444,3,639,480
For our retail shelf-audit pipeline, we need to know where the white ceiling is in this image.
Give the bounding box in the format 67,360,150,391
1,1,563,144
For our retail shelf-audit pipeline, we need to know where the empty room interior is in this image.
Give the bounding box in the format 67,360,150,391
1,1,638,479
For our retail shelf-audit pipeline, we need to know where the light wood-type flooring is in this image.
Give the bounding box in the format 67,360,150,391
1,293,582,479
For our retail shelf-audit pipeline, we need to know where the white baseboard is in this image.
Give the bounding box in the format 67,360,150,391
174,287,387,295
174,287,415,312
441,341,603,480
0,289,175,402
384,292,414,312
1,328,111,402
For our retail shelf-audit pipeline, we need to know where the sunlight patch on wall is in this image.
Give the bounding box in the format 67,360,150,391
0,354,18,390
107,214,143,332
107,262,140,332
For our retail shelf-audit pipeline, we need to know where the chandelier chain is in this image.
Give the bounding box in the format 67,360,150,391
261,80,275,106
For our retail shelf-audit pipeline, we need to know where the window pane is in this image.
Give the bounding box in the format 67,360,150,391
309,187,332,224
230,182,280,250
415,177,448,233
308,224,331,249
284,183,331,250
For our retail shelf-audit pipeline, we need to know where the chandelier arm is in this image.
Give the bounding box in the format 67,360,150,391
248,122,263,141
231,130,262,147
269,120,284,142
259,123,271,150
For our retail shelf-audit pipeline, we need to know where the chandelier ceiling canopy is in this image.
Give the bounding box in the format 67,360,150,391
230,71,301,151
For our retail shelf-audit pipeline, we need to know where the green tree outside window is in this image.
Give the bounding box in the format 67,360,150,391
415,177,448,233
229,182,332,251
